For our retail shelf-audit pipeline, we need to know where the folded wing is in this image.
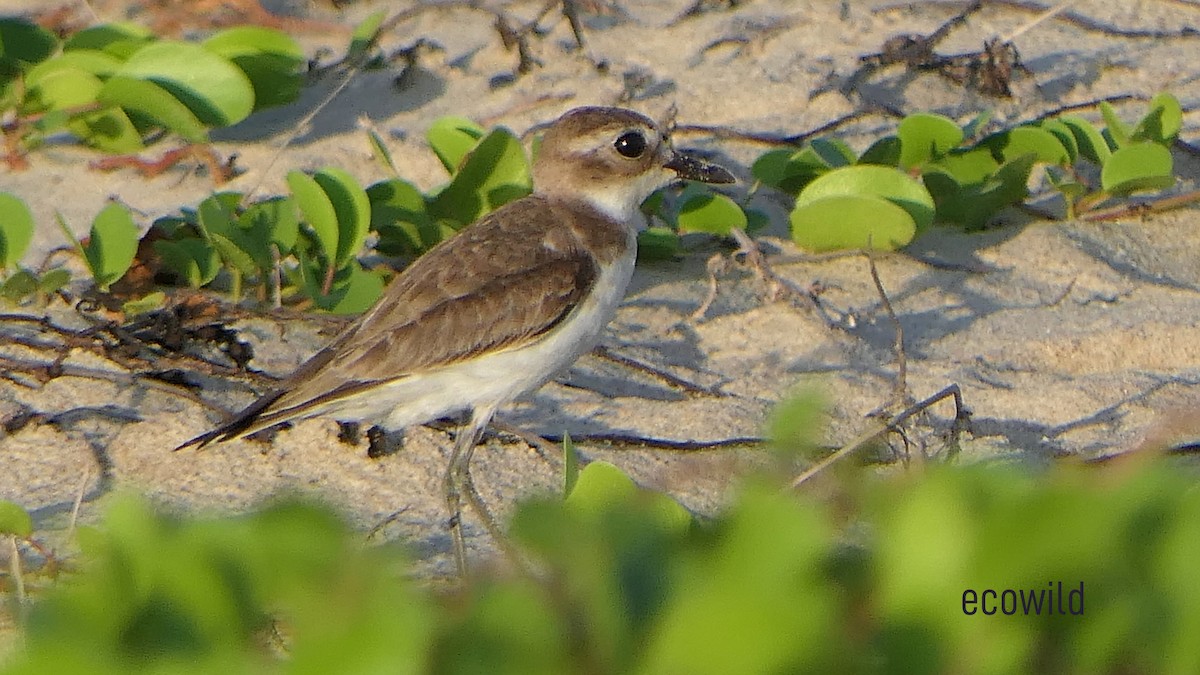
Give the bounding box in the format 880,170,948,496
176,196,601,449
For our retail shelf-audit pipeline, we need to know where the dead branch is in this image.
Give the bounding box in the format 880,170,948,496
789,384,970,489
590,345,725,398
867,251,909,407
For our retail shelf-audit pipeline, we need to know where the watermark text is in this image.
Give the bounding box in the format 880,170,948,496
962,582,1084,616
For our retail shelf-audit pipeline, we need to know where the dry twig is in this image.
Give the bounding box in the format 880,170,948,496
790,384,969,489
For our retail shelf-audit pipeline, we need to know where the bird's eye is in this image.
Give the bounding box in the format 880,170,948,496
614,131,647,158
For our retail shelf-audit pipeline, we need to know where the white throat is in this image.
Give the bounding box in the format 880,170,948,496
573,187,646,229
554,170,673,229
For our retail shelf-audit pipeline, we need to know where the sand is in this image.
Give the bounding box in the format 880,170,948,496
2,0,1200,576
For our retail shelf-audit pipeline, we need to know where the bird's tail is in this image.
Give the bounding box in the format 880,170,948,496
174,389,288,451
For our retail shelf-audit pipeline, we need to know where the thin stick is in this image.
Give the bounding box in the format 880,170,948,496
867,251,907,405
66,466,94,542
673,107,903,147
243,62,364,205
1001,1,1074,43
789,384,965,489
537,431,767,451
1024,94,1140,124
877,0,1200,39
366,508,409,542
0,356,228,415
1079,189,1200,222
489,421,766,454
6,535,24,606
689,253,726,322
590,345,724,397
728,227,819,305
77,0,102,23
490,420,562,468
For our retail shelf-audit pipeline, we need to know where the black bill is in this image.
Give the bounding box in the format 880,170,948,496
664,151,736,184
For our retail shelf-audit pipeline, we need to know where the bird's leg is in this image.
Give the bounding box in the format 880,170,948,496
459,452,528,572
444,406,493,577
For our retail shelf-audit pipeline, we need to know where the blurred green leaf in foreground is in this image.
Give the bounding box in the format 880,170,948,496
5,452,1200,674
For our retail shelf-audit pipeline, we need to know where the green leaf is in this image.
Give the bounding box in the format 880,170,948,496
426,116,486,174
54,211,83,257
750,149,793,186
638,488,829,675
1131,92,1183,145
288,171,340,263
809,137,857,168
201,26,304,63
1037,119,1079,163
314,168,371,268
24,65,144,152
767,388,825,455
897,112,963,169
677,191,747,236
38,268,71,294
209,232,258,277
311,260,385,315
1101,142,1175,196
349,10,387,60
980,126,1070,166
63,22,154,59
22,64,101,112
24,52,121,86
744,208,770,234
32,49,123,78
928,148,999,186
192,196,256,273
926,153,1036,230
857,136,902,167
154,238,220,287
1100,101,1132,149
796,165,935,231
151,214,192,238
430,127,532,227
367,130,399,177
31,109,69,133
203,27,304,110
113,41,255,127
0,499,32,537
640,189,666,219
790,195,917,252
1047,169,1088,200
0,17,57,69
961,110,993,140
751,147,830,194
83,202,139,290
122,290,166,316
636,227,681,261
565,460,691,532
562,432,580,499
0,192,35,270
99,76,208,142
241,196,299,259
1058,115,1112,166
0,269,37,302
367,178,440,256
195,196,265,276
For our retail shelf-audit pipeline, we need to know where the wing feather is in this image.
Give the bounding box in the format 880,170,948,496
176,195,606,448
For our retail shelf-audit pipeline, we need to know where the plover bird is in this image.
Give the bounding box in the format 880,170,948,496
177,106,735,574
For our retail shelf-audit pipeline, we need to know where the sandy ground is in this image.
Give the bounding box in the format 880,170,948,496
2,0,1200,577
